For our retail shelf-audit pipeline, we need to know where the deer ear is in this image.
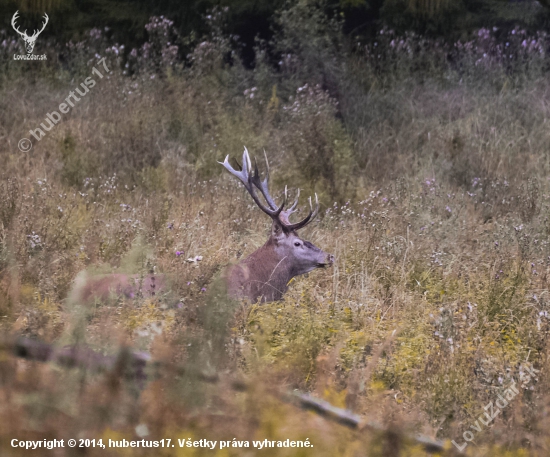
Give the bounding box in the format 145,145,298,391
271,220,285,242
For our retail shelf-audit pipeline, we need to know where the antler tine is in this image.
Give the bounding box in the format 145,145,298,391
283,193,320,232
219,153,249,187
310,193,320,219
262,150,271,191
250,151,279,211
287,188,300,213
243,146,252,172
11,11,26,37
248,177,286,219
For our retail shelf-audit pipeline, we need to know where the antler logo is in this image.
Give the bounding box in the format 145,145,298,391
11,11,49,55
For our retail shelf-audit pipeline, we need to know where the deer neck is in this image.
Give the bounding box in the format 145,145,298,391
240,240,293,302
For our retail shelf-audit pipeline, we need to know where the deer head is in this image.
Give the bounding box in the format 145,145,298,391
11,11,49,55
220,148,334,302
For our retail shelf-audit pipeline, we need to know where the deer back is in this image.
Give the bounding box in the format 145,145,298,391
69,271,167,304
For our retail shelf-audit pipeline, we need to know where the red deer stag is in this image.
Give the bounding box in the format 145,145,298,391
221,148,334,303
69,148,333,305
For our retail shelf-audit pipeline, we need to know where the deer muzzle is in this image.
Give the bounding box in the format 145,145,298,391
319,253,334,267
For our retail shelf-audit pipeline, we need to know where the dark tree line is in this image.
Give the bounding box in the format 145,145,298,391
1,0,549,62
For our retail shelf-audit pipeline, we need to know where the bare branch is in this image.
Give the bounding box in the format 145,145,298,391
4,336,456,455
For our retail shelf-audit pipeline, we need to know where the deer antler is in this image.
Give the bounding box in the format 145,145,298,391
220,147,319,231
219,147,286,219
31,13,49,39
11,11,26,38
280,193,319,231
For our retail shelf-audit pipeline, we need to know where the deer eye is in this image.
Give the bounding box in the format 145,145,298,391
294,241,301,247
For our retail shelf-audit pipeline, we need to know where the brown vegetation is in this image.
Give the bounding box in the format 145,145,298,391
3,6,550,456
